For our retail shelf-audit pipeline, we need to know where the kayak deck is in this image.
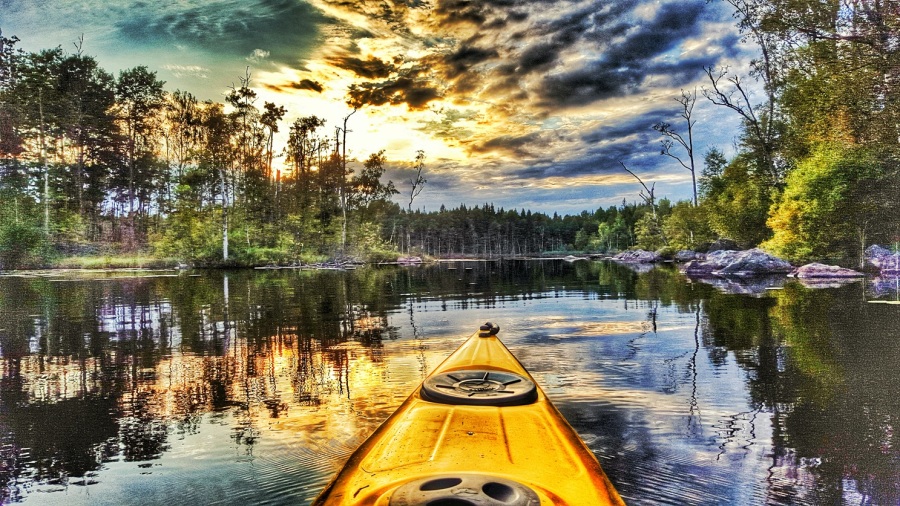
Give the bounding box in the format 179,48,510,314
313,324,624,505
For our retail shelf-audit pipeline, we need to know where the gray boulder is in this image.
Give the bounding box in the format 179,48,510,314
674,250,704,262
865,244,892,260
680,250,740,276
705,249,742,268
682,249,792,278
713,249,793,277
864,245,900,274
613,249,662,263
793,263,864,279
681,259,716,276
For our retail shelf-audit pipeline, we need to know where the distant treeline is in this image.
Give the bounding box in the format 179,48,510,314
2,0,900,268
396,202,652,257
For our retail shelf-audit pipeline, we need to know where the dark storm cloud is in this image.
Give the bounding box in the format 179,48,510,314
445,45,499,77
295,79,325,93
330,56,396,79
511,139,644,181
348,71,441,109
425,0,723,112
500,3,635,77
472,131,548,158
539,1,635,40
580,109,670,145
516,105,710,183
115,0,329,69
432,0,530,28
264,79,325,93
539,64,642,106
508,108,698,184
433,0,490,27
607,2,708,64
517,42,562,73
534,1,718,108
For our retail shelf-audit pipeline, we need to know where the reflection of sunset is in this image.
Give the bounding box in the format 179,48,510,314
2,325,455,500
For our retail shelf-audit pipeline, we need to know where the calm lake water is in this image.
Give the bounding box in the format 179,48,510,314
1,260,899,505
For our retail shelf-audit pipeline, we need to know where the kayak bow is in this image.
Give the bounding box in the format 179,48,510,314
313,323,624,505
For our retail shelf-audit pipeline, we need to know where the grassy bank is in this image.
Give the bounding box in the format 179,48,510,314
49,255,181,270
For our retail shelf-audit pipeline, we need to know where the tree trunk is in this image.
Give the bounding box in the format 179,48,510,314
39,90,49,237
221,169,229,261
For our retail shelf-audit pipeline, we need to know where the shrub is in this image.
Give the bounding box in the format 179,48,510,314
0,222,45,269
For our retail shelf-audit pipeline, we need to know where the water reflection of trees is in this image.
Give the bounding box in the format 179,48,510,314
772,284,900,504
693,277,898,504
0,270,401,502
594,265,898,504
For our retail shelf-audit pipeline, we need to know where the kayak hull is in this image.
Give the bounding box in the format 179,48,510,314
313,329,624,505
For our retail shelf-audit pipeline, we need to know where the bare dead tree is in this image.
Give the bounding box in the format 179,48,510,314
408,150,426,211
703,66,784,187
619,161,656,218
337,108,357,253
654,88,698,206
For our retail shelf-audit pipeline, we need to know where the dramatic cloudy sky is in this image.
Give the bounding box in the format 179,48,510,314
3,0,757,214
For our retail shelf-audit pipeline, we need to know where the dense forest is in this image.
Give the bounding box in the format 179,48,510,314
1,0,899,269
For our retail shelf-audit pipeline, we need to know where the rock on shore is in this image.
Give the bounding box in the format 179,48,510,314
865,245,900,275
674,250,704,262
612,249,662,263
792,263,864,279
680,249,792,277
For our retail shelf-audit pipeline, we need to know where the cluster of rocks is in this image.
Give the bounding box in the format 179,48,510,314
611,249,662,263
792,263,865,279
865,245,900,275
610,244,900,297
673,250,704,262
255,258,365,270
612,245,900,281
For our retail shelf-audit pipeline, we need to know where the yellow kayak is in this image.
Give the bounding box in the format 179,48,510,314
313,323,625,505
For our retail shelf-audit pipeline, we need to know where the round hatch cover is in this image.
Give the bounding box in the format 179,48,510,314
389,474,541,506
421,370,537,406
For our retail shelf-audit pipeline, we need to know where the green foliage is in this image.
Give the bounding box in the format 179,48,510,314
634,213,666,251
0,221,45,269
595,215,630,253
696,0,900,264
703,155,773,248
762,143,889,264
150,204,221,263
699,147,727,198
349,221,398,262
574,229,601,252
662,200,716,251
